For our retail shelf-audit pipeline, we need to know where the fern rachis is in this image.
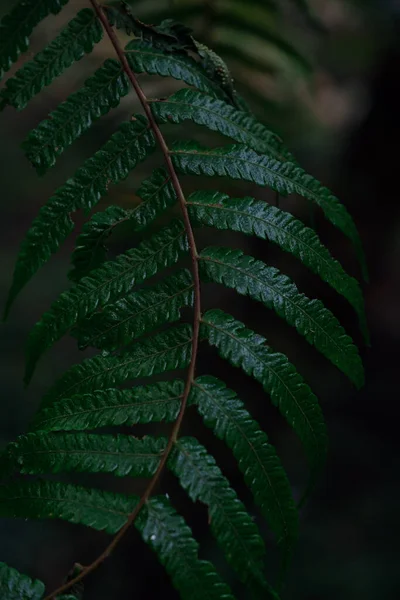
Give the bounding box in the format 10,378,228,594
0,1,367,599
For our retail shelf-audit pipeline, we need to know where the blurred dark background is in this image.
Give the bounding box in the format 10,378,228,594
0,0,399,598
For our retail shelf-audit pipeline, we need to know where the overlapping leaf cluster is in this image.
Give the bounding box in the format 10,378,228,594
0,1,366,599
126,0,324,116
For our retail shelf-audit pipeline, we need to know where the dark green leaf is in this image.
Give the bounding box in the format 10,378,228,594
188,191,368,342
8,432,166,478
199,247,364,388
0,0,69,80
125,39,230,102
32,380,184,432
0,562,44,600
0,9,103,110
0,479,136,534
201,310,328,483
73,269,194,351
22,59,130,173
25,219,187,382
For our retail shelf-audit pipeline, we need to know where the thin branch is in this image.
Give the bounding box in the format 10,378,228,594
43,1,202,598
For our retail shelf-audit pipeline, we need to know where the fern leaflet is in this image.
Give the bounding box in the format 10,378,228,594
0,9,103,110
0,0,69,80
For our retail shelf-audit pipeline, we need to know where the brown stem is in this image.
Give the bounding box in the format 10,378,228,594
43,2,201,598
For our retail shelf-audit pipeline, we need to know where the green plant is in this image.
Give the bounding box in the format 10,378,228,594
0,1,367,599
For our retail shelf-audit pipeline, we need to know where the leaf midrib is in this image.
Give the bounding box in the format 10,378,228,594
19,448,163,460
35,394,183,430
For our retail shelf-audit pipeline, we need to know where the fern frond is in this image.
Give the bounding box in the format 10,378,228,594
0,9,103,111
0,0,69,80
199,247,364,387
41,323,192,408
169,437,268,592
125,39,230,102
32,380,184,432
7,432,165,478
69,168,176,282
73,269,194,352
150,88,294,162
22,59,130,173
201,310,327,481
191,376,298,555
171,141,367,279
6,429,267,594
188,191,368,342
6,117,156,319
25,219,188,382
31,374,297,570
31,374,298,563
0,3,367,597
0,561,45,600
136,496,236,600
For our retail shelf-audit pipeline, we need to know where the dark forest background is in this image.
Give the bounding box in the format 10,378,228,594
0,0,399,598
